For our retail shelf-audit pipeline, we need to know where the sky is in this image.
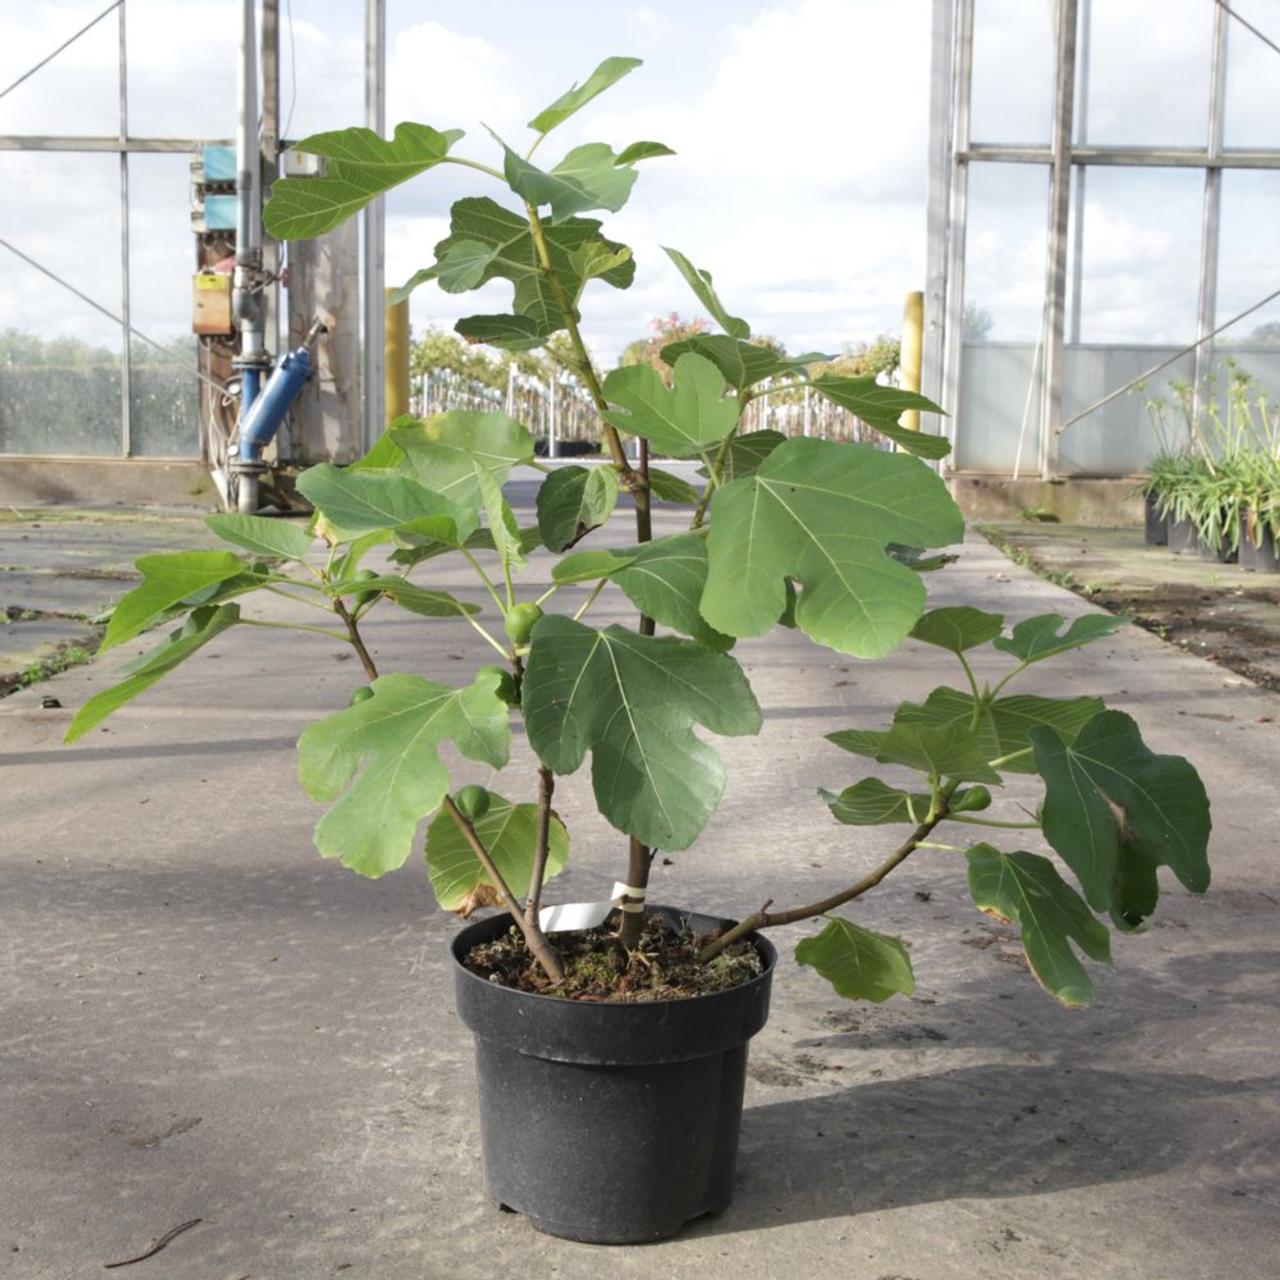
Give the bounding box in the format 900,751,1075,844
0,0,1278,365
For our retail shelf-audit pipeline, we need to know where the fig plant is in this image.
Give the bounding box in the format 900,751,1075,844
65,56,1211,1008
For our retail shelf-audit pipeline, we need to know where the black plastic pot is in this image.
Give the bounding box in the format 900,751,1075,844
452,906,776,1244
1239,513,1280,573
1168,515,1236,562
1144,493,1168,546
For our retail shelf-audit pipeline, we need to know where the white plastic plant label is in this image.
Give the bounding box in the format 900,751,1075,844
538,882,646,932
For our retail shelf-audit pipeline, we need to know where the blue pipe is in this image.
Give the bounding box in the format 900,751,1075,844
237,344,314,461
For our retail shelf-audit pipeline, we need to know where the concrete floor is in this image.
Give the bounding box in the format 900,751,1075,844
2,500,1278,1279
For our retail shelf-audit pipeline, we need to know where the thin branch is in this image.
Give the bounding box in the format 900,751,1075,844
699,782,960,962
464,612,512,659
443,795,564,982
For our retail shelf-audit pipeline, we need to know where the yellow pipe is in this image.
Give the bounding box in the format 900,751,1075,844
900,289,924,431
385,288,410,423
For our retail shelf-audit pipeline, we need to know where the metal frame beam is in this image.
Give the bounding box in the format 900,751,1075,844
962,143,1280,169
0,135,233,152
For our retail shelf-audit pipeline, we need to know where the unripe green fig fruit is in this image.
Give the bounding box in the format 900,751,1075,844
454,784,491,822
478,664,520,705
952,785,992,813
504,602,544,646
350,685,375,706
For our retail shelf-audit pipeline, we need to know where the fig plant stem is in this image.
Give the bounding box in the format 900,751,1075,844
332,597,379,682
525,765,556,923
443,793,565,982
530,200,658,952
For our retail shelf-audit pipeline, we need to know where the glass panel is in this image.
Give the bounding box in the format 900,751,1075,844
283,0,365,139
970,0,1054,144
1085,0,1214,145
125,0,237,139
1059,346,1196,477
1217,170,1280,344
1224,2,1280,149
956,163,1048,472
128,154,200,456
0,152,123,455
0,2,120,136
1075,167,1203,344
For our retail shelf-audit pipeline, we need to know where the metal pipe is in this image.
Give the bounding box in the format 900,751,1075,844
234,0,265,377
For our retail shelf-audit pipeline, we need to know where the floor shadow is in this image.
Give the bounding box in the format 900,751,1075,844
694,1062,1276,1236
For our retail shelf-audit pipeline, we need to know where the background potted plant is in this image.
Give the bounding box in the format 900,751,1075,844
65,57,1213,1245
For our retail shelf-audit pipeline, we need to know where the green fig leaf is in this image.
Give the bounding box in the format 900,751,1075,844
1032,710,1211,927
966,844,1112,1008
65,604,241,743
536,464,620,552
993,612,1125,665
100,550,246,652
529,56,643,135
811,373,949,458
795,917,914,1002
521,616,761,849
910,606,1005,654
426,793,568,913
701,438,964,657
662,247,749,339
204,514,314,561
602,353,740,458
821,778,932,826
297,670,511,878
264,123,464,239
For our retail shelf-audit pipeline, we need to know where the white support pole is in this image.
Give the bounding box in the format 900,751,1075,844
1193,2,1229,423
803,383,812,437
117,1,131,456
1038,0,1079,482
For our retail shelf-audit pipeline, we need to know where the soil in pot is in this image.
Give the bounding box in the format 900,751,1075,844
464,913,763,1001
452,907,776,1245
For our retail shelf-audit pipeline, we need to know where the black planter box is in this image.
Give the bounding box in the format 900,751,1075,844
452,906,776,1243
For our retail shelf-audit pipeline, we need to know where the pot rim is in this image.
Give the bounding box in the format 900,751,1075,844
450,903,778,1013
